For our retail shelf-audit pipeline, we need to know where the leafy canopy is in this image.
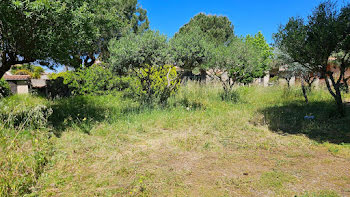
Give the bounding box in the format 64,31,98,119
208,38,262,91
178,13,234,45
169,27,213,71
0,0,148,77
245,32,274,77
109,30,170,73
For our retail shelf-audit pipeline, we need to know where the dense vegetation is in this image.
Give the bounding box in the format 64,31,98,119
0,0,350,196
274,1,350,116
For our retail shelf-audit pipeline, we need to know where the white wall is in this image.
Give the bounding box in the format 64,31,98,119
16,81,29,94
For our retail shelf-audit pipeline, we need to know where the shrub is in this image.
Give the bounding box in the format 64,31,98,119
60,64,128,95
0,79,11,98
125,65,180,104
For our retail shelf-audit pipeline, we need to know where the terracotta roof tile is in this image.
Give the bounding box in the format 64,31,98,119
3,75,31,81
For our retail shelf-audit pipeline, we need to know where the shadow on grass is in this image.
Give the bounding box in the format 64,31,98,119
259,101,350,144
49,96,109,137
48,96,150,137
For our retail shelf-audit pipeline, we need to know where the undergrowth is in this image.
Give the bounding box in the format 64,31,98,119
0,83,349,196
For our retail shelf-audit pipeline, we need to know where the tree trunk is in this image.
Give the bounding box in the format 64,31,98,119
325,75,346,117
285,78,290,88
335,85,345,117
343,76,349,93
301,78,308,104
199,69,207,84
181,70,193,82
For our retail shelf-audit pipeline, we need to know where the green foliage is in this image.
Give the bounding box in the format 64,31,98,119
0,78,11,98
125,65,180,104
0,95,52,129
170,27,213,71
274,1,350,116
109,30,170,74
55,0,149,68
178,13,234,45
46,72,72,98
171,13,234,72
0,0,149,77
245,31,273,77
10,65,45,79
32,66,45,79
109,31,178,104
48,71,70,80
62,65,124,95
208,38,262,93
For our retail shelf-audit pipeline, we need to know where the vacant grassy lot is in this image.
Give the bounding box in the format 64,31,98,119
1,83,350,196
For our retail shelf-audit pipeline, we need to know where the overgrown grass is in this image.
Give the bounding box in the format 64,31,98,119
0,95,53,196
1,83,350,196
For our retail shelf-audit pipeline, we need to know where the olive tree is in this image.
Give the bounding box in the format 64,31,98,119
273,50,317,103
109,30,179,104
207,38,261,99
274,1,350,116
169,27,213,80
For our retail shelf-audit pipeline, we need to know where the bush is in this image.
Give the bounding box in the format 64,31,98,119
0,78,11,98
60,64,129,95
125,65,180,104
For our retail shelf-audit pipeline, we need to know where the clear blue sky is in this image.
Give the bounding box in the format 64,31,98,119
138,0,348,45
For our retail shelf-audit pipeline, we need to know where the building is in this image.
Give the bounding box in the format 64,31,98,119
3,72,49,95
3,74,31,94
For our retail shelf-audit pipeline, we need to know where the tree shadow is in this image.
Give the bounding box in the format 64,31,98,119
49,96,112,137
48,96,150,137
258,101,350,144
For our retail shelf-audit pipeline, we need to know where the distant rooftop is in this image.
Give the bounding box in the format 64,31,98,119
3,74,31,81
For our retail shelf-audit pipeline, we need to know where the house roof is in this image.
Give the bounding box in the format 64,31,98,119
3,75,31,81
31,79,47,88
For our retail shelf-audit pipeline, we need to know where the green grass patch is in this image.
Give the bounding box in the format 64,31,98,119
1,83,350,196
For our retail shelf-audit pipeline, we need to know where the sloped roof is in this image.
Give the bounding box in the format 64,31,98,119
3,75,31,81
31,79,47,88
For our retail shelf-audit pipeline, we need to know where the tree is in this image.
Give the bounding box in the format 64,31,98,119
0,0,148,78
109,30,170,72
178,13,234,45
174,13,235,81
245,32,274,78
109,30,179,104
274,1,350,116
169,27,213,78
0,0,64,78
207,38,261,97
273,49,317,103
58,0,149,68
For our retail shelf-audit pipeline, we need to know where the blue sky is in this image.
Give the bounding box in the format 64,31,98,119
138,0,348,44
